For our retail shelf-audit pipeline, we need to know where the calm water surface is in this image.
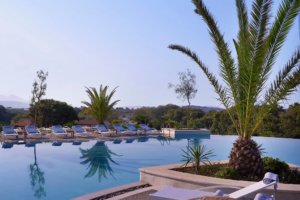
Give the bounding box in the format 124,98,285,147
0,135,299,200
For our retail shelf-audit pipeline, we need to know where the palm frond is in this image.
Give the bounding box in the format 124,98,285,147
238,0,273,137
266,49,300,104
235,0,250,119
269,68,300,103
82,85,120,123
250,104,274,135
169,44,241,134
192,0,238,101
251,50,300,135
249,0,271,66
169,45,230,107
169,0,300,140
235,0,250,70
106,86,119,103
262,0,300,81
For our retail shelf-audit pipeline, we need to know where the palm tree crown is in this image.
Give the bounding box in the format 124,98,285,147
169,0,300,176
82,85,120,124
170,0,300,139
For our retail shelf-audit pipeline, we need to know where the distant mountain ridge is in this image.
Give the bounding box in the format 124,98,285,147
183,105,223,112
0,95,29,108
0,100,29,108
123,105,223,112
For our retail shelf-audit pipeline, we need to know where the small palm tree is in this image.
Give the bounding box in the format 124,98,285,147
181,144,215,174
82,85,120,124
170,0,300,177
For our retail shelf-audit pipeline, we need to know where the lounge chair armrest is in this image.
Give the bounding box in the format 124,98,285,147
189,197,235,200
197,185,241,192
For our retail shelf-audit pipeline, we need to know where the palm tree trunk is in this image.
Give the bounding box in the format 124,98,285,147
34,145,37,165
229,137,263,177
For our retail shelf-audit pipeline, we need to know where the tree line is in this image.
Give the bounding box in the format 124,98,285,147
132,103,300,138
0,102,299,138
208,103,300,138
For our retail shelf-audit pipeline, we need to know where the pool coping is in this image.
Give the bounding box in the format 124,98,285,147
73,161,300,200
0,133,162,144
72,182,143,200
139,161,300,199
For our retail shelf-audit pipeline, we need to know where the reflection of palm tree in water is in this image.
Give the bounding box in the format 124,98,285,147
80,141,120,182
29,144,46,199
188,138,201,147
186,139,202,158
156,136,171,145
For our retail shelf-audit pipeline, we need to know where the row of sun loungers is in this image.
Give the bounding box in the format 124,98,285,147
1,123,160,139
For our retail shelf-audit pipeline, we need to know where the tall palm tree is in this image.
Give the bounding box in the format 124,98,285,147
82,85,120,124
79,141,120,182
169,0,300,177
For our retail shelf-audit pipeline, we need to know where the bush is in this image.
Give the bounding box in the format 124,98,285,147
262,157,300,183
285,169,300,183
263,157,289,177
215,166,238,179
64,121,76,127
111,119,123,125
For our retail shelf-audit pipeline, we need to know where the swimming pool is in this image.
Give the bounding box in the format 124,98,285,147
0,135,299,200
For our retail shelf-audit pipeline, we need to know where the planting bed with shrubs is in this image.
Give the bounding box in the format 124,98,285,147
174,157,300,184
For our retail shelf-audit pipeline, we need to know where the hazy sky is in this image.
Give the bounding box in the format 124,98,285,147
0,0,299,108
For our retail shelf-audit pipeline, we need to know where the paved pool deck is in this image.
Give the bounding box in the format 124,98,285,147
140,162,300,200
74,161,300,200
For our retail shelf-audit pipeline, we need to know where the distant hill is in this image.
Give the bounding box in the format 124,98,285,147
122,105,224,113
183,105,223,112
0,95,29,108
0,100,29,108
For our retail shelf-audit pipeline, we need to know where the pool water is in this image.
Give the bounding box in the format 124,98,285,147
0,135,299,200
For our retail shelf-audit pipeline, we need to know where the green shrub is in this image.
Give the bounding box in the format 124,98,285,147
262,157,300,183
215,166,238,179
111,119,123,125
165,119,181,129
263,157,289,177
285,169,300,184
64,121,76,127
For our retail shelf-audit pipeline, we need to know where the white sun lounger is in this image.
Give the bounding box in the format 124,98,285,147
71,125,89,137
113,124,136,135
95,124,114,136
150,187,222,200
25,125,42,138
140,124,160,134
51,125,68,137
229,172,278,199
126,124,143,134
2,125,18,139
150,172,278,200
